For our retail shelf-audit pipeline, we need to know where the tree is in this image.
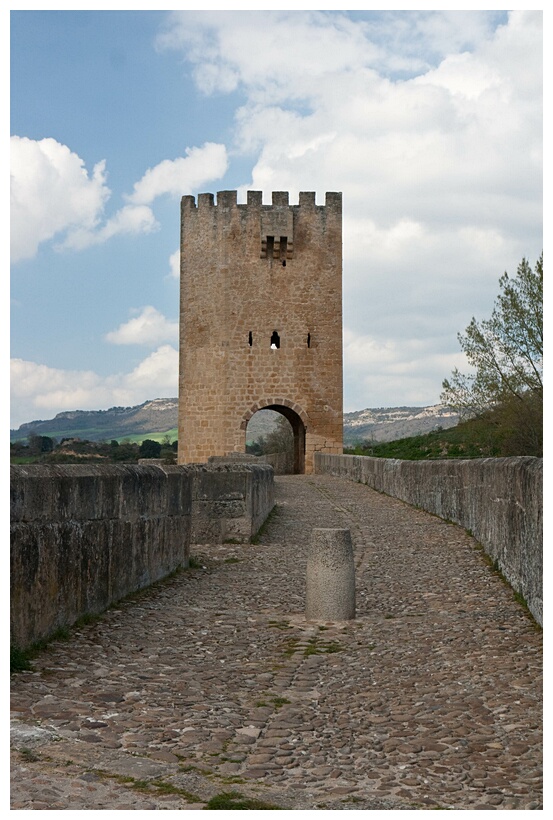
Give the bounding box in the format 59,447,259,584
139,439,162,459
27,434,55,455
441,255,542,456
246,416,294,460
264,416,294,455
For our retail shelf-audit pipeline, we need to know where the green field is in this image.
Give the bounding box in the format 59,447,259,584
113,429,178,445
12,428,178,446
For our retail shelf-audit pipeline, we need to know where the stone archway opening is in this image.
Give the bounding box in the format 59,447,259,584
245,406,306,474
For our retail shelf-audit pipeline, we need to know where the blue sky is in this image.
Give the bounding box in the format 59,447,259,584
9,8,543,430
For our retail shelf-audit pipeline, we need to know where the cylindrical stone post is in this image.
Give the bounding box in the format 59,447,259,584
306,528,355,620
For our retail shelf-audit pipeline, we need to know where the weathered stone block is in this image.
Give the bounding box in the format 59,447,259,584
306,528,356,621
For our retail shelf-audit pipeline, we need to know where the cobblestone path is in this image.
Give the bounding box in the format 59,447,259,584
10,475,542,810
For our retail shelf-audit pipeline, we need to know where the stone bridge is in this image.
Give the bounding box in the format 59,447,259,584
10,474,542,810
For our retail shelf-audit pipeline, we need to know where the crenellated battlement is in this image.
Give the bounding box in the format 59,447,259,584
181,190,342,212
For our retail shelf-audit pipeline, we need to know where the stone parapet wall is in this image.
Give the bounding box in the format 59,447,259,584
11,463,275,649
314,454,542,625
188,462,274,544
10,465,192,650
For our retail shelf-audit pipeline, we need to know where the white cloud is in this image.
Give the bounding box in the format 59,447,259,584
105,306,178,346
126,143,228,205
342,328,471,412
157,10,509,97
157,11,379,97
10,136,110,262
161,12,540,251
10,346,179,430
123,345,179,391
169,249,180,279
60,204,159,252
10,137,228,261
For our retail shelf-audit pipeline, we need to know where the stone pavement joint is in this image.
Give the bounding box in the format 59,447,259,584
10,475,542,810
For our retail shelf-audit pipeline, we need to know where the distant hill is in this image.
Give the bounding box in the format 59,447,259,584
343,405,460,444
10,399,179,443
11,400,459,444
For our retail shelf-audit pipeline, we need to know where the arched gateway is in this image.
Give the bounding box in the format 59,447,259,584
178,190,343,474
242,400,308,475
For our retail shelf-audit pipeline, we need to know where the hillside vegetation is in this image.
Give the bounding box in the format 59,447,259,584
345,408,540,460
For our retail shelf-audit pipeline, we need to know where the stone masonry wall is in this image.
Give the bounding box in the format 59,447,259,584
179,191,343,473
314,454,542,626
188,462,274,544
11,463,275,649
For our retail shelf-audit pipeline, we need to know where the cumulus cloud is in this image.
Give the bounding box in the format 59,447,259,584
157,11,379,98
157,10,509,97
10,136,110,262
123,345,179,391
60,204,159,252
10,346,179,429
105,306,178,346
342,328,471,412
126,143,228,205
158,11,541,257
11,137,227,261
169,249,180,279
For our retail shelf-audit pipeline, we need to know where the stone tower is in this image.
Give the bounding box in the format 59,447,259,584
178,190,343,474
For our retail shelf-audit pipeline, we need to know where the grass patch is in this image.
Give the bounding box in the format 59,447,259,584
19,748,40,762
11,624,73,673
281,638,299,657
224,557,241,563
255,694,290,709
96,770,201,802
271,696,291,709
114,429,178,445
73,612,103,629
41,626,71,644
10,645,32,673
205,790,281,810
304,637,342,656
280,636,343,658
267,620,292,631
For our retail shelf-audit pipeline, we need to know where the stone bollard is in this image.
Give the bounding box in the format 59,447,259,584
306,528,355,621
